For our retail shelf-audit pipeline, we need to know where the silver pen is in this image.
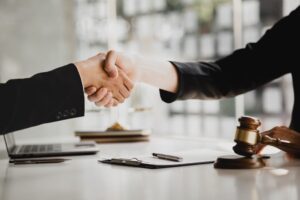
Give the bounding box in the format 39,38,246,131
152,153,183,162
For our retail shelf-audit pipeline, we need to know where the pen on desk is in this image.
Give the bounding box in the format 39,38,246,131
9,158,70,165
152,153,183,162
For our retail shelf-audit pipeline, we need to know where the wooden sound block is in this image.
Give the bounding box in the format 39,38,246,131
214,155,268,169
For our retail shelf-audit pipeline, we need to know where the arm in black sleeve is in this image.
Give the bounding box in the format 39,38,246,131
160,6,300,103
0,64,85,134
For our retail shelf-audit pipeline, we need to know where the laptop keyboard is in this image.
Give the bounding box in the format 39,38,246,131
18,144,62,154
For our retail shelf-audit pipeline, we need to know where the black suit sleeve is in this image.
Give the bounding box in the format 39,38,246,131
160,6,300,103
0,64,85,134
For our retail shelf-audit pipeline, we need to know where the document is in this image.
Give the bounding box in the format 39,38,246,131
99,149,229,169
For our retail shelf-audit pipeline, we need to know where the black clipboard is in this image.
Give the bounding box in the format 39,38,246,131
99,158,214,169
98,149,228,169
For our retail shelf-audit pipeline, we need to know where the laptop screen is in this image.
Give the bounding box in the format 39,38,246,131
3,133,16,155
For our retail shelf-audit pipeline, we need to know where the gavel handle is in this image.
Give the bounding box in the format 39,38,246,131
261,135,300,154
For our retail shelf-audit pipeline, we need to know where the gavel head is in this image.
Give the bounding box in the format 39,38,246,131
232,116,261,157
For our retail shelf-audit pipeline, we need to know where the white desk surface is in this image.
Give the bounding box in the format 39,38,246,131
0,136,300,200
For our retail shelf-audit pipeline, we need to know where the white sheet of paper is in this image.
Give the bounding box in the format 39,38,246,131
131,149,230,166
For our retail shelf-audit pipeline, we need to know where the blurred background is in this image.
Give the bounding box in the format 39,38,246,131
0,0,299,146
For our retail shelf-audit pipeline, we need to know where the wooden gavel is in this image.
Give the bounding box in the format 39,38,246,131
233,116,300,157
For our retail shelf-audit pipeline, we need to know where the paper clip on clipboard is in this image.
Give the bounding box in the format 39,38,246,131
99,158,158,169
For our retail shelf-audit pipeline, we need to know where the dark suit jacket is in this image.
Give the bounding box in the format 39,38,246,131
0,64,84,134
160,6,300,131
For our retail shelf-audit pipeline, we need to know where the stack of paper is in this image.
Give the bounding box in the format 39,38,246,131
74,129,151,143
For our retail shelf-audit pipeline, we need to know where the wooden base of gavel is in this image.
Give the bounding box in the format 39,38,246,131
214,116,300,169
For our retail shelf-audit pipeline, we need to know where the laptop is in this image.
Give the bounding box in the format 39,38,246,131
3,132,99,159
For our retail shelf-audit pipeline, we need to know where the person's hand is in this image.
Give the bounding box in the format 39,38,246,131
256,126,300,157
85,50,140,107
74,53,133,107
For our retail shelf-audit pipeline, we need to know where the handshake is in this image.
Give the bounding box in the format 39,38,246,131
74,50,137,108
74,50,179,107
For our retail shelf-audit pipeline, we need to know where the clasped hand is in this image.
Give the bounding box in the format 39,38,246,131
74,51,137,107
